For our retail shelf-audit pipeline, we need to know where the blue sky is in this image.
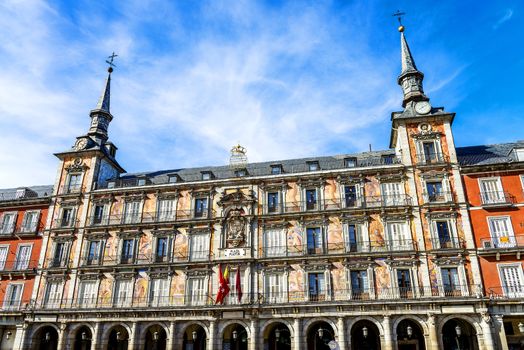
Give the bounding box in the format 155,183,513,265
0,0,522,187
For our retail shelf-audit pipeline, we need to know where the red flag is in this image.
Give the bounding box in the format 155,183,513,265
215,264,230,305
236,268,243,302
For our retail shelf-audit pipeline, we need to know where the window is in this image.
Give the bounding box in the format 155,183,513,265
386,222,411,250
271,165,283,175
267,192,279,213
420,141,441,163
426,181,445,202
155,237,169,262
194,198,208,218
44,281,62,308
189,234,210,261
306,227,323,255
344,185,358,208
121,239,135,263
441,268,460,295
434,220,457,249
0,213,16,234
514,148,524,162
381,155,395,165
235,169,247,177
113,279,132,307
107,181,116,189
381,182,404,206
201,172,213,181
488,217,515,248
499,264,524,297
78,281,97,307
123,201,141,224
0,246,8,270
157,199,176,222
264,228,285,257
60,208,74,227
4,284,23,310
479,178,505,204
344,157,357,168
168,175,178,183
86,241,101,265
14,245,31,270
187,277,206,305
52,242,67,268
307,161,320,171
149,278,169,306
305,189,318,210
92,204,108,225
346,224,365,252
137,178,147,186
308,273,326,301
227,269,243,304
67,173,82,193
265,273,285,303
397,269,412,298
20,211,39,233
350,270,369,299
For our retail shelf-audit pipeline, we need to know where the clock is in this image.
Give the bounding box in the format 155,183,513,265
74,138,88,151
415,101,431,115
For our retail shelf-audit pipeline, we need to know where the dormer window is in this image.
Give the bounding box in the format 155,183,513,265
381,155,395,165
307,161,320,171
514,148,524,162
201,172,213,181
137,178,147,186
107,181,116,189
344,157,357,168
271,165,283,175
235,169,247,177
168,175,179,183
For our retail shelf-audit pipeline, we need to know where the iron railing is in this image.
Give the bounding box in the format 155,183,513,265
480,191,515,206
423,191,454,203
480,235,523,249
53,218,78,229
487,286,524,299
46,258,69,269
416,152,448,165
431,237,464,250
0,259,38,272
0,190,41,202
58,184,84,195
0,224,15,235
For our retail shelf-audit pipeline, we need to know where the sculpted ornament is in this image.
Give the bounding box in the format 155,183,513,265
226,208,246,247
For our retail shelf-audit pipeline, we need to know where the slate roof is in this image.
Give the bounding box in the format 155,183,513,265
456,141,524,166
0,185,54,202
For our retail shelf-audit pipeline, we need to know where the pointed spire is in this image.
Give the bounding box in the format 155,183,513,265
94,71,111,112
400,31,418,75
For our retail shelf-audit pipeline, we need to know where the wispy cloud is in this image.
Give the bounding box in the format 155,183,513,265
493,8,513,29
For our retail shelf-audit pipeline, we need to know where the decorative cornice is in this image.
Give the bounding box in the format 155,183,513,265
65,158,89,173
425,211,457,220
340,214,369,224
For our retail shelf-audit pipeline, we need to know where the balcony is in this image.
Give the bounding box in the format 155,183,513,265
480,235,524,251
416,152,448,166
86,209,215,228
488,286,524,299
0,259,38,272
53,218,78,229
47,258,69,269
58,184,84,195
16,223,39,235
431,237,464,250
422,191,454,204
0,224,15,235
480,191,515,208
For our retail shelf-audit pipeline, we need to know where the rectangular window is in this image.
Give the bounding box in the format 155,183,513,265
421,141,438,163
227,269,243,304
189,234,210,261
350,270,369,299
187,277,206,305
499,264,524,297
306,227,323,255
344,157,357,168
149,278,169,306
157,199,176,222
194,198,208,218
386,222,410,250
14,245,31,270
489,217,516,248
346,224,365,252
168,175,178,183
20,211,39,232
44,281,62,308
397,269,412,298
441,268,460,295
267,192,279,213
265,229,286,257
235,169,247,177
307,161,320,171
4,284,23,310
435,221,454,249
305,189,318,210
308,273,326,301
113,279,132,307
271,165,282,175
0,246,8,270
381,182,403,206
121,239,135,263
86,241,101,265
265,273,285,303
67,173,82,193
92,204,107,225
123,201,141,224
0,213,16,234
381,155,395,165
426,181,444,202
344,185,358,207
155,237,169,262
78,281,97,307
201,172,212,180
60,208,73,227
137,178,147,186
52,242,66,267
479,178,504,204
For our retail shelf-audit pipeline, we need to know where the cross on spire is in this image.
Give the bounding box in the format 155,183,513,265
105,52,118,73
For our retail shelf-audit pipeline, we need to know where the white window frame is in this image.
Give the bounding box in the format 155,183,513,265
119,237,137,263
343,222,369,252
91,203,109,225
416,139,443,163
380,182,405,206
264,272,286,303
487,216,516,248
3,283,24,310
113,279,133,307
0,211,17,234
303,187,320,211
307,271,328,301
339,183,363,208
478,177,504,204
189,233,210,262
430,218,459,249
59,206,76,228
186,276,207,306
515,148,524,162
43,280,63,308
149,277,170,306
157,198,176,222
226,268,245,305
14,244,32,270
77,280,98,307
84,240,103,265
437,264,468,297
385,221,412,251
192,196,209,218
392,268,416,299
264,228,286,257
66,172,83,193
123,201,142,224
20,210,40,233
497,263,524,297
153,235,171,262
265,190,282,214
0,244,9,270
422,176,451,203
348,267,375,300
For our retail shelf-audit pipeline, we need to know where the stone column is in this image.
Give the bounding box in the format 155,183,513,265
208,320,216,350
57,322,67,350
382,316,393,350
12,323,27,350
427,314,439,350
127,322,138,350
166,321,176,350
337,317,346,350
492,315,509,350
250,317,259,350
91,322,101,350
481,313,496,350
293,318,302,350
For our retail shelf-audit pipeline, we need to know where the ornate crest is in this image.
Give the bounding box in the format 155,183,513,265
225,208,247,247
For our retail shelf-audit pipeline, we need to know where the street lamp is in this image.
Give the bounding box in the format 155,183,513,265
192,330,198,341
232,330,238,341
82,332,87,341
455,325,462,337
275,329,281,340
317,328,324,339
116,331,122,341
6,332,11,340
518,322,524,334
153,331,159,342
406,325,413,338
45,332,51,342
362,326,368,339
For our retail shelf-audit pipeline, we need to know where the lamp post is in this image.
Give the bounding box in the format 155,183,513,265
274,327,291,349
406,325,413,339
232,328,248,350
455,325,462,350
518,322,524,334
362,326,368,339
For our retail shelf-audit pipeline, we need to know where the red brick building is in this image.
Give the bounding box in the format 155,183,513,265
459,142,524,349
0,185,52,348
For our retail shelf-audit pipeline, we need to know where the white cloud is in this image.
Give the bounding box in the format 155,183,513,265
493,9,513,29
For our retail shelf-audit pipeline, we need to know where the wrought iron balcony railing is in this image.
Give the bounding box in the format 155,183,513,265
58,184,84,195
422,191,454,203
16,223,40,234
431,237,465,250
53,218,78,229
0,259,38,272
416,152,448,165
0,224,15,235
480,235,523,249
487,285,524,299
480,191,515,206
46,258,69,269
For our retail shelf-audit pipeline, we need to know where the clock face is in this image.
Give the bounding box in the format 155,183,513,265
415,101,431,114
75,138,87,150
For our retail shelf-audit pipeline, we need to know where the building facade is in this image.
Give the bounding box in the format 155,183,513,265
2,26,521,350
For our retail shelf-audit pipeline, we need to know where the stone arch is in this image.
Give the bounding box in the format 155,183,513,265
29,324,60,350
217,319,251,337
137,322,170,341
100,322,132,341
179,321,209,350
179,320,210,339
260,319,295,339
303,317,338,336
65,323,95,348
260,319,294,350
347,316,384,335
437,314,482,336
392,315,429,336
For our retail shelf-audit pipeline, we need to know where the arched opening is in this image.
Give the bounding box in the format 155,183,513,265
502,318,524,349
33,326,59,350
396,319,425,350
73,326,92,350
144,325,167,350
107,325,129,350
0,327,16,350
441,319,478,350
183,324,207,350
351,320,380,350
223,323,248,350
306,321,335,350
265,322,291,350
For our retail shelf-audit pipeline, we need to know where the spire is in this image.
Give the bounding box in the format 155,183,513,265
94,72,111,113
400,31,418,75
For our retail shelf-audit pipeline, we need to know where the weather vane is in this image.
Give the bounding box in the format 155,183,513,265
105,52,118,73
392,10,406,32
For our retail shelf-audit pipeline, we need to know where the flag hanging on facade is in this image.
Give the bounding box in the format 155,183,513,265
235,267,243,302
215,264,230,305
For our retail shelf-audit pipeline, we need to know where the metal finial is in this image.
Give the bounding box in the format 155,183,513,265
392,10,406,32
105,52,118,73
